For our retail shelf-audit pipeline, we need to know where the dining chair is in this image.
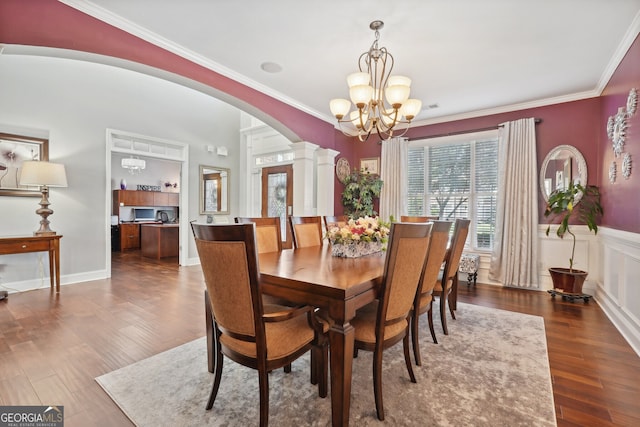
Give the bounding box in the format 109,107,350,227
289,216,324,248
323,215,349,234
400,215,440,222
351,222,432,421
410,220,453,365
235,216,282,254
433,218,470,335
234,216,321,376
191,223,328,427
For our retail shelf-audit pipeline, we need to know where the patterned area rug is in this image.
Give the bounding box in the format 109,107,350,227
96,303,556,426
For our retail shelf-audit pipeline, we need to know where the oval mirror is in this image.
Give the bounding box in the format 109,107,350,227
199,165,230,215
540,145,587,202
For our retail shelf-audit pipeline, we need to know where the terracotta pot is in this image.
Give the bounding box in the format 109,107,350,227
549,267,588,294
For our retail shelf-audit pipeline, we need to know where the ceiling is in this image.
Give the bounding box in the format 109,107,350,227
64,0,640,127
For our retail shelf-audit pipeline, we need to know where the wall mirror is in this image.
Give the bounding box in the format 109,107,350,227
540,144,587,202
199,165,229,215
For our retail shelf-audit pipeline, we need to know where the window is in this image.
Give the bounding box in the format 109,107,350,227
407,130,499,251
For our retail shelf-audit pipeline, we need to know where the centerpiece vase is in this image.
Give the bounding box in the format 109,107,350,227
331,241,382,258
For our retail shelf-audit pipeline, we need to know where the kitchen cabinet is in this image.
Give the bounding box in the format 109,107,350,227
113,190,179,214
120,223,140,250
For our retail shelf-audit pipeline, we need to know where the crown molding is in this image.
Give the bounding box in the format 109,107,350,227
59,0,327,122
595,9,640,94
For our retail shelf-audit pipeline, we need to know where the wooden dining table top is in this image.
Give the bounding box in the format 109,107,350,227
258,244,386,305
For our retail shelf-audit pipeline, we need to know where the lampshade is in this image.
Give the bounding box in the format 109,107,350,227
19,161,68,187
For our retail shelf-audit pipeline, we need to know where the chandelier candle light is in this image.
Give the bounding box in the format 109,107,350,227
330,20,422,142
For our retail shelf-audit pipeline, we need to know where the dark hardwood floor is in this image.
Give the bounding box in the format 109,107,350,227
1,250,639,426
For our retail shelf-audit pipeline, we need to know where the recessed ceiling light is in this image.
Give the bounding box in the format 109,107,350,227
260,62,282,73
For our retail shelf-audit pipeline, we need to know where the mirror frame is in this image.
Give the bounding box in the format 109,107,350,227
539,144,587,202
199,165,230,215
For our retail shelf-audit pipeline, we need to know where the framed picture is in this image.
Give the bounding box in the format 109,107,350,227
360,157,380,175
0,132,49,197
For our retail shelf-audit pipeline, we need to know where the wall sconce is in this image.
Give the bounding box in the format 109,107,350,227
19,160,68,236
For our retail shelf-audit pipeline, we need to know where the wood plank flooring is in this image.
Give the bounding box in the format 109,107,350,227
0,250,639,426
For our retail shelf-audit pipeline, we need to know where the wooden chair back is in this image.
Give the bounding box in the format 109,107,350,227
323,215,349,234
192,223,262,344
289,216,323,248
235,216,282,253
401,215,440,222
442,219,471,291
418,221,453,298
380,222,433,326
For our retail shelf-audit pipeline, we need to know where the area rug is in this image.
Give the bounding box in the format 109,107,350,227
96,303,556,426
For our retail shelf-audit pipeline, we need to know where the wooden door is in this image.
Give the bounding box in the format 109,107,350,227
261,165,293,249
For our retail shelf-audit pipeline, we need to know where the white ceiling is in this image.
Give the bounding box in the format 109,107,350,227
63,0,640,126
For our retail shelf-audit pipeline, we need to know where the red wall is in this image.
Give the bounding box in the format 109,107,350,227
347,98,603,222
599,36,640,233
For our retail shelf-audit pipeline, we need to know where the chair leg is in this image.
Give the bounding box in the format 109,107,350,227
403,333,417,383
258,368,269,427
373,348,385,421
206,340,224,410
448,291,457,320
284,363,291,373
411,312,422,366
440,292,448,335
427,304,438,344
205,290,215,373
314,343,328,398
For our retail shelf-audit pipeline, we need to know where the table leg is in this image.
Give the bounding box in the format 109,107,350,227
329,322,355,427
48,248,55,291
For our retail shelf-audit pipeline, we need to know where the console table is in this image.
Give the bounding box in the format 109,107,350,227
0,235,62,293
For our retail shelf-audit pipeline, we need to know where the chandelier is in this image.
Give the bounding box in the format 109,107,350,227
121,157,146,175
330,20,422,142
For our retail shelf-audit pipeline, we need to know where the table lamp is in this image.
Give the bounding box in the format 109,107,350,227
19,160,68,236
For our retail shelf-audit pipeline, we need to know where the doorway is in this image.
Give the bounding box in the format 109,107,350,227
261,165,293,249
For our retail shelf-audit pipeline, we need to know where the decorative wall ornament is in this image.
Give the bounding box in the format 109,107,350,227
612,107,627,157
336,157,351,184
609,161,617,184
607,115,615,140
627,88,637,116
622,153,632,179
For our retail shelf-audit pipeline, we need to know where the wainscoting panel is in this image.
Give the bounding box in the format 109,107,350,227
597,227,640,357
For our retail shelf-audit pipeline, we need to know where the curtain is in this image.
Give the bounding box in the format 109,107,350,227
489,118,539,288
379,137,408,221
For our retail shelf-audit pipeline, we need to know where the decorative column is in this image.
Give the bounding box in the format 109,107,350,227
290,141,319,216
316,148,340,216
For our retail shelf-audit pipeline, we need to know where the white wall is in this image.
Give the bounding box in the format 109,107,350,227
0,54,242,292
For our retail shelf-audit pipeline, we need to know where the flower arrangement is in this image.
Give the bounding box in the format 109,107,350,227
326,216,390,244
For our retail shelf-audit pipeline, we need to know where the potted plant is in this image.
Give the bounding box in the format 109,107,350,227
341,169,383,218
544,182,603,294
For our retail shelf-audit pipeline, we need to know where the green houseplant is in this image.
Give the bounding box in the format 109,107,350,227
341,169,383,218
544,182,603,294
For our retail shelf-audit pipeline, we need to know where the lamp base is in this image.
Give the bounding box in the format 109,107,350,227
0,290,7,300
34,230,57,236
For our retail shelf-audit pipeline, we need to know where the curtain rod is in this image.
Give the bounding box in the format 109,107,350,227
408,118,542,141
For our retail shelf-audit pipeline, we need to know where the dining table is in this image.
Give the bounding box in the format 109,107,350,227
258,244,386,427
